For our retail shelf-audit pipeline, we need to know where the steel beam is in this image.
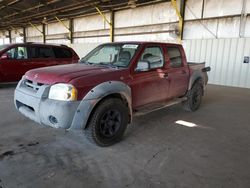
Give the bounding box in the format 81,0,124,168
55,16,72,42
95,7,114,42
29,22,45,43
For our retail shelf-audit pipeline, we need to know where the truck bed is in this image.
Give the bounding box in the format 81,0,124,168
188,62,206,70
188,62,210,86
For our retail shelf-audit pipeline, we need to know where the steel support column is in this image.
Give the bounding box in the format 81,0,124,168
42,24,46,43
8,30,12,43
180,0,186,40
110,11,114,42
171,0,185,42
69,18,74,43
23,27,26,43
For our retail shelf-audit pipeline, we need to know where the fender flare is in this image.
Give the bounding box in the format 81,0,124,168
69,81,132,130
188,70,204,90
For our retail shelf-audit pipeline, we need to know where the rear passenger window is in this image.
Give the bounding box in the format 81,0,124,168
38,47,54,58
29,47,39,58
167,47,182,68
53,47,72,58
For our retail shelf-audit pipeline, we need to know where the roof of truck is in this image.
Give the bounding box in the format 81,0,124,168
102,41,182,46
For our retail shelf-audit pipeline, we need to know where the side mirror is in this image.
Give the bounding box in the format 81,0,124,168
135,61,150,72
1,53,9,59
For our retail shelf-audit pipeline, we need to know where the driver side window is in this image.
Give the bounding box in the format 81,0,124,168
6,46,28,60
140,46,164,69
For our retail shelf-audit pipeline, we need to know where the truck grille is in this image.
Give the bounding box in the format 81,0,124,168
23,79,44,91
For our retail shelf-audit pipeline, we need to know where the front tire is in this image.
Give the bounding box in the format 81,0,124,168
85,98,129,147
182,81,203,112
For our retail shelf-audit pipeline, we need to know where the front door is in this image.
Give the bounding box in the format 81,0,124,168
129,45,170,109
0,46,29,82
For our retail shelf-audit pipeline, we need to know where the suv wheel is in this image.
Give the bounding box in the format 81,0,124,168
182,81,203,112
85,98,129,147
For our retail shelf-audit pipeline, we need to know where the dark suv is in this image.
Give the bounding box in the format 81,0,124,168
0,43,79,83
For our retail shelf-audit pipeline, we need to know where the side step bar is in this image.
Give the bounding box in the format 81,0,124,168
133,97,186,117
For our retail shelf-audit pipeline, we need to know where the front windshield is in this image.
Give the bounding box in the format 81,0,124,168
80,43,139,68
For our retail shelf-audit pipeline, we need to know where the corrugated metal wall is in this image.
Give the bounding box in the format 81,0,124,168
183,38,250,88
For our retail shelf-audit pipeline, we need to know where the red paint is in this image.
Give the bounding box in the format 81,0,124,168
22,42,204,109
0,43,79,83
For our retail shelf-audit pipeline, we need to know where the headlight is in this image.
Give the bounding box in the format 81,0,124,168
48,83,77,101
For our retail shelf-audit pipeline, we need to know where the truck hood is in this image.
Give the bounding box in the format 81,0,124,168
25,64,124,85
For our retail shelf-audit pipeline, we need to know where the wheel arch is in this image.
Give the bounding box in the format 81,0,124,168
188,71,204,91
84,92,132,130
69,81,132,130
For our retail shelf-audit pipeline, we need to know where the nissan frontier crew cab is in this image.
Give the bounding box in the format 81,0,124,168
14,42,210,147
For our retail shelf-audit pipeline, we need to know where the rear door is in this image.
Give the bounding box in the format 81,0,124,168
52,47,75,65
130,45,170,108
165,45,189,98
27,45,58,70
0,45,29,82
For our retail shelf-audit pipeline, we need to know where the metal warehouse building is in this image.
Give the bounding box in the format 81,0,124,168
1,0,250,88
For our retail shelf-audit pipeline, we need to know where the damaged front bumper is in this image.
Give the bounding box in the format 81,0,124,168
14,79,95,130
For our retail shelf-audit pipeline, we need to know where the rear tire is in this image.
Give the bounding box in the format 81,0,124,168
182,81,203,112
85,98,129,147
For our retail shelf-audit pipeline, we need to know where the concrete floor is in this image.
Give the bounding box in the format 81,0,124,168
0,84,250,188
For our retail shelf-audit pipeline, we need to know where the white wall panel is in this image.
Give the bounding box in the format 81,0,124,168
26,26,42,37
74,13,110,32
114,33,177,43
115,2,177,28
69,43,100,58
26,36,43,43
183,38,250,88
185,0,203,20
217,17,240,38
47,21,69,35
204,0,242,18
184,20,218,39
246,0,250,13
74,36,109,44
46,39,70,44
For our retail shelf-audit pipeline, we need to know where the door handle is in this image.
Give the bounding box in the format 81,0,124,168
163,73,169,78
182,70,186,74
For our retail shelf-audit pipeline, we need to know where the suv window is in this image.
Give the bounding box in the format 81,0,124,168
53,47,72,58
38,47,54,58
167,47,182,68
28,46,39,58
140,46,164,69
6,46,28,59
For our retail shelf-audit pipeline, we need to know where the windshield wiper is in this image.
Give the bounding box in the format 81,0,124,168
98,62,119,68
79,60,93,65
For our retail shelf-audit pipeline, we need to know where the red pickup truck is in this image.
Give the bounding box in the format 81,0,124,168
14,42,210,146
0,43,79,83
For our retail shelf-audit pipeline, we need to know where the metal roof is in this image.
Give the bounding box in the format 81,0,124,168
0,0,167,31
